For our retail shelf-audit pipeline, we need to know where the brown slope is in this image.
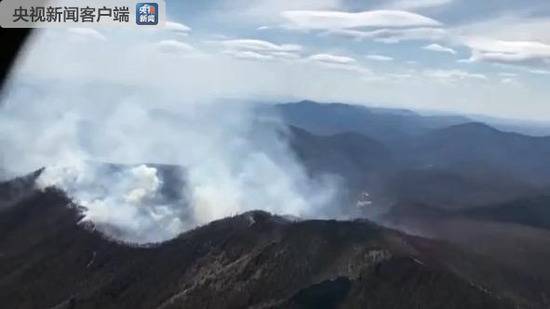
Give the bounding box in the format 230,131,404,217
0,188,517,309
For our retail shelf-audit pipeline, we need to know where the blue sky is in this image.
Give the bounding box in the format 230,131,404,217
8,0,550,121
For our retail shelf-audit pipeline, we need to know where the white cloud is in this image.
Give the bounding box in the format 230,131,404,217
308,53,357,64
365,54,393,61
450,17,550,68
463,37,550,65
270,51,301,59
498,72,517,77
164,21,191,35
500,78,518,85
223,50,274,61
326,27,447,43
218,39,302,52
423,43,456,54
528,69,550,75
67,28,106,41
224,0,342,23
425,69,488,81
307,53,370,74
281,10,441,30
156,40,195,54
385,0,454,11
216,39,302,61
452,16,550,46
388,73,413,79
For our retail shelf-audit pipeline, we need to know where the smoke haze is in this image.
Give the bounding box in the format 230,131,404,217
0,30,339,243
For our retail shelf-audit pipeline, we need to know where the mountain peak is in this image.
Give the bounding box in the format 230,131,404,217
450,121,499,131
435,122,504,137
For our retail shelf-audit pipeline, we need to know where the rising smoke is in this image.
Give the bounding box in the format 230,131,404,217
0,30,339,243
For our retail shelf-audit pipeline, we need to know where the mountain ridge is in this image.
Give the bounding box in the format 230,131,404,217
0,185,524,308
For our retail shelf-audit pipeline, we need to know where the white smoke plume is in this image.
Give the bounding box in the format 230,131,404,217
35,162,188,243
0,30,339,243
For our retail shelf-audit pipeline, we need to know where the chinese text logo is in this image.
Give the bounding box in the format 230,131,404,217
136,3,158,25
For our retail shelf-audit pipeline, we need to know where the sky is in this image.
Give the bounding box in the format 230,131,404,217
6,0,550,121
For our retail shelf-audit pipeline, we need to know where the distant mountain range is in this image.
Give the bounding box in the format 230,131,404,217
273,100,550,137
273,100,470,141
276,101,550,210
274,101,550,309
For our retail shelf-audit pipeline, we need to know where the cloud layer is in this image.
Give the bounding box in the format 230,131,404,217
281,10,441,30
462,37,550,65
423,43,456,54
